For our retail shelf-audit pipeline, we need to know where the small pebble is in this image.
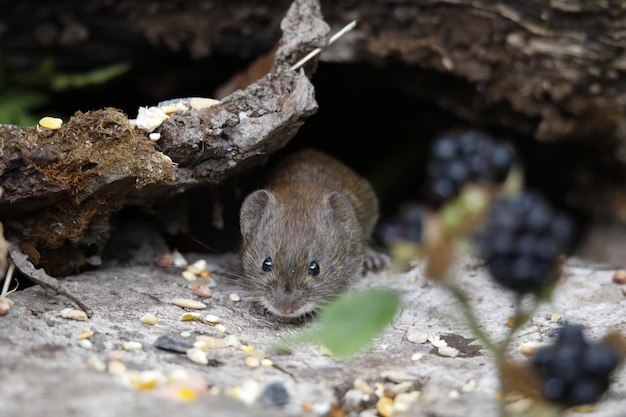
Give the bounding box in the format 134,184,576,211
613,270,626,284
171,298,207,310
186,347,209,365
140,313,158,325
215,324,226,334
0,298,13,315
154,335,194,354
260,381,289,407
192,284,212,298
79,339,93,349
171,250,188,267
149,132,161,141
60,308,88,321
550,313,563,323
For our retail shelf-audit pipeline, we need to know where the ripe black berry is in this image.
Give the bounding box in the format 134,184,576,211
427,130,515,206
377,204,424,245
533,324,621,406
476,190,575,293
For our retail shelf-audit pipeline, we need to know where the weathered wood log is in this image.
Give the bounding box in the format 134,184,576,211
0,0,325,275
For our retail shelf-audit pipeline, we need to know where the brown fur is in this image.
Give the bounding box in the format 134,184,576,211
239,149,379,319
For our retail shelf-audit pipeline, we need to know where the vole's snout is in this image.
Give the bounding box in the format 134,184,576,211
272,292,299,316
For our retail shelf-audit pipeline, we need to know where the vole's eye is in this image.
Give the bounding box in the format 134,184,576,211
308,261,320,277
262,257,273,272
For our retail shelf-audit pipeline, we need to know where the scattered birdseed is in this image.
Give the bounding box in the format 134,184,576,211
149,132,161,141
77,329,94,339
224,335,241,347
186,347,209,365
132,106,169,133
154,335,194,354
195,336,228,349
406,327,428,344
203,314,221,324
354,378,373,395
449,389,460,398
506,317,516,327
108,360,127,375
438,346,460,358
171,250,188,267
187,260,207,275
229,293,241,302
261,358,273,367
140,313,158,325
505,398,534,414
319,345,334,356
181,271,198,282
189,97,220,110
381,370,416,383
171,298,207,310
79,339,93,349
462,379,477,393
376,397,395,417
38,116,63,130
242,344,255,354
261,381,290,407
520,340,551,355
550,313,563,322
60,308,88,321
215,324,226,334
180,331,192,338
393,391,420,412
167,369,190,383
411,352,423,361
86,356,107,372
613,269,626,284
126,370,167,390
192,284,212,298
573,404,596,413
245,356,261,368
230,379,262,406
122,341,143,351
180,312,203,321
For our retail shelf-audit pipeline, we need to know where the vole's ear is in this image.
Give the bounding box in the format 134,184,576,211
321,191,356,232
240,189,276,236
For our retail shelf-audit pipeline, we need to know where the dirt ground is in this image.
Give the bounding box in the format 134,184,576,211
1,252,625,417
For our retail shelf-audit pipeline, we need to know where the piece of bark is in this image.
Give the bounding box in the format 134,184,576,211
0,0,325,275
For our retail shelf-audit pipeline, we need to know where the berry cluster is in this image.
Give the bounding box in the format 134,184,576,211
427,130,515,206
377,204,424,245
533,324,621,406
476,190,575,293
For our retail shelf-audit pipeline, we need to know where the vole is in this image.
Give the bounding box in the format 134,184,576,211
239,149,381,319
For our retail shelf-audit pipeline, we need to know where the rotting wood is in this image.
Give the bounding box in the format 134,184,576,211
0,0,327,275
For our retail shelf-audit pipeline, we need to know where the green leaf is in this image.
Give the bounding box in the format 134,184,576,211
51,62,132,91
279,288,401,358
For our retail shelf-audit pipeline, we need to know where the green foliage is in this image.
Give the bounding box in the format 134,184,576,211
0,55,130,126
280,288,401,358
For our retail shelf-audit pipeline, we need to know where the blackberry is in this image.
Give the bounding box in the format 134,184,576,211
377,204,424,245
533,324,621,406
476,190,575,293
427,130,515,206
